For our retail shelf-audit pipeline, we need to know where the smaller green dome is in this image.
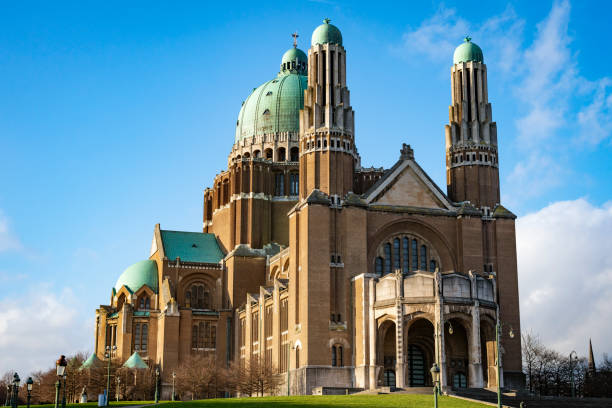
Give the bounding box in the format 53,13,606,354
311,18,342,46
280,47,307,75
453,36,483,64
114,259,158,294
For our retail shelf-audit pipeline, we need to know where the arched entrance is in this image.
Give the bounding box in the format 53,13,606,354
405,318,435,387
377,320,396,387
445,318,470,390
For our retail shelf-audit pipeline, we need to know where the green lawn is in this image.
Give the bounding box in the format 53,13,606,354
22,395,490,408
158,395,489,407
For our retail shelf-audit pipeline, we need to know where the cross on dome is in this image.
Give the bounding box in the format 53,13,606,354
323,17,331,24
464,35,472,42
292,31,299,48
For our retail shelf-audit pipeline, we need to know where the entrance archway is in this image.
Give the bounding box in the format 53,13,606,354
377,320,396,387
445,318,470,390
405,318,435,387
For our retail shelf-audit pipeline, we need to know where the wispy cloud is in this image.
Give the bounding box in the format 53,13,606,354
0,209,22,253
396,1,612,208
517,198,612,357
0,286,92,376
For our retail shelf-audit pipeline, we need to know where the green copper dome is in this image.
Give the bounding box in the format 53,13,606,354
114,259,158,294
235,48,308,143
453,37,483,64
311,18,342,46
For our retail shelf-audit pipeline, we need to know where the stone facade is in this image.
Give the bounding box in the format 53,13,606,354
92,23,523,397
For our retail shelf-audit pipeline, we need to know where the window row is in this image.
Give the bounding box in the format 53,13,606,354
133,323,148,353
185,284,212,309
192,321,216,349
138,296,150,310
451,152,497,165
274,172,299,196
331,345,343,367
236,147,299,162
375,236,438,276
304,138,352,152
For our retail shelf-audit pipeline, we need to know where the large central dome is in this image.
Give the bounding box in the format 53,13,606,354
234,47,308,143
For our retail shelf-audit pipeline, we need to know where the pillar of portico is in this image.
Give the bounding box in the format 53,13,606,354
469,302,484,387
434,271,448,391
394,270,405,388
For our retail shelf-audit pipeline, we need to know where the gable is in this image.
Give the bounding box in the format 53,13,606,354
365,160,452,210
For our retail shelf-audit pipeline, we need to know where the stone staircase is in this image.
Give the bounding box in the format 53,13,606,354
454,388,612,408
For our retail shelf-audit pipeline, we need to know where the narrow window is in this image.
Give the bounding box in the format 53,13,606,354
393,238,400,271
338,346,343,367
384,243,391,275
296,347,300,368
275,173,285,196
332,346,337,367
402,237,409,273
134,323,141,351
192,325,198,348
290,173,299,195
375,257,383,276
429,259,437,272
420,245,427,270
141,324,148,352
411,239,418,271
139,298,145,309
324,139,327,148
145,298,150,310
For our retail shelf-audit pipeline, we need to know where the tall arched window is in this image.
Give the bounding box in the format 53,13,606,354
141,324,148,352
393,238,400,271
420,245,427,270
411,239,418,271
290,172,299,195
290,147,299,162
429,259,437,272
375,257,383,276
402,237,410,273
384,243,391,275
133,323,148,353
332,346,337,367
296,347,301,368
186,284,211,309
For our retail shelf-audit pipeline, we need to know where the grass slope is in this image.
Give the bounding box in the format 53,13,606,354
159,395,489,407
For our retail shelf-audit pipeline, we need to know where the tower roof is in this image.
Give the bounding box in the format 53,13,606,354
114,259,158,294
453,36,483,64
79,353,103,370
123,352,148,369
311,18,342,46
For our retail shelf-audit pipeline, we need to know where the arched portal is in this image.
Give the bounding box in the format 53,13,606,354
405,318,435,387
445,318,470,390
377,320,396,387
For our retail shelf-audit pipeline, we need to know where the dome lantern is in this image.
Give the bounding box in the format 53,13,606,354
453,36,483,64
311,18,342,47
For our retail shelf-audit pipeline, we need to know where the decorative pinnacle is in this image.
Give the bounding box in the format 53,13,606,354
464,35,472,42
292,31,299,48
323,17,331,24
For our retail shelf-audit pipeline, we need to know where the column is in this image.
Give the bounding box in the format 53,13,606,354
395,271,405,388
469,302,484,387
368,277,377,389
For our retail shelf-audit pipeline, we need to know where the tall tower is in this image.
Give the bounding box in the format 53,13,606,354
445,37,500,209
299,18,355,199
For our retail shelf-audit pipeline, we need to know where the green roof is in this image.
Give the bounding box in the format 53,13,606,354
123,352,148,369
114,260,158,294
235,71,307,143
311,18,342,46
281,47,307,75
160,230,224,263
79,354,103,370
453,37,483,64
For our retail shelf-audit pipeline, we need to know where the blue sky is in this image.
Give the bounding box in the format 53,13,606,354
1,0,611,376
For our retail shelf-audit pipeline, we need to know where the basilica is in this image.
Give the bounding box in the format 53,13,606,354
91,19,523,396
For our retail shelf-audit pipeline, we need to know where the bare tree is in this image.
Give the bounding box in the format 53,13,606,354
174,354,217,400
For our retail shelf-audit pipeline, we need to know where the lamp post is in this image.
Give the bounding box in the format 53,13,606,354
55,356,67,408
495,320,514,408
11,373,20,408
105,345,116,407
569,350,577,398
171,372,175,402
430,363,440,408
26,377,33,408
154,368,159,404
61,372,67,408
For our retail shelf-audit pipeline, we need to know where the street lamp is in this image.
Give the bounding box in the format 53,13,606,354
26,377,33,408
171,372,176,402
55,356,67,408
61,372,67,408
105,345,116,407
569,350,577,398
495,320,514,408
430,363,440,408
11,373,20,408
154,368,159,404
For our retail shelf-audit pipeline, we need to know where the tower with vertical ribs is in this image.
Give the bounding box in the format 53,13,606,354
445,37,500,209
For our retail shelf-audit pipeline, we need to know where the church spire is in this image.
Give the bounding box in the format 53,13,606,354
588,338,596,375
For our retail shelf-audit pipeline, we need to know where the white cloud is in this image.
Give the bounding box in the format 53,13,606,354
0,210,22,253
517,198,612,359
0,286,92,376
